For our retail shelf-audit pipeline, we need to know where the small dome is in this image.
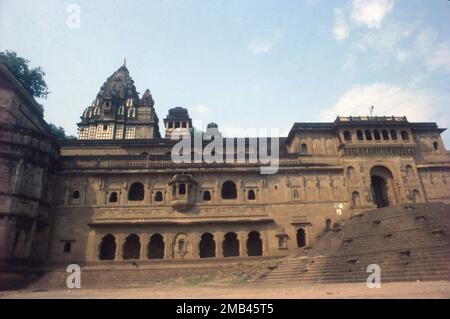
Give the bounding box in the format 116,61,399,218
207,122,218,129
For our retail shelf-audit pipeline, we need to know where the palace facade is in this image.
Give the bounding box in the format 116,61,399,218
1,62,449,266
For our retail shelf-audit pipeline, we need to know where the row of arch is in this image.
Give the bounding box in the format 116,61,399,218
343,129,410,142
94,180,256,203
98,231,263,260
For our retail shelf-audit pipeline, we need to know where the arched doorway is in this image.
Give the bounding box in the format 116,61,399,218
246,231,262,256
148,234,164,259
123,234,141,260
296,228,306,247
199,233,216,258
99,234,116,260
223,232,239,257
370,166,395,208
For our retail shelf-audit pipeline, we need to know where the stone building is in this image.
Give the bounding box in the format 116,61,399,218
0,63,59,264
47,63,450,265
1,62,449,268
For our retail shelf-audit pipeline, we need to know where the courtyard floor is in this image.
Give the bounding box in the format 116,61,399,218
1,280,449,299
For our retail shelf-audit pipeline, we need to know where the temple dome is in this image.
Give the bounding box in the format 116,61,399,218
95,64,140,107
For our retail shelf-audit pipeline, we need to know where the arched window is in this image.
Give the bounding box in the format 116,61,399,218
356,130,364,141
343,130,352,141
401,130,409,141
123,234,141,260
154,191,163,202
247,189,256,200
72,190,80,199
382,129,389,140
221,180,237,199
128,182,144,201
326,219,332,231
63,242,71,253
178,183,186,195
390,130,398,140
199,233,216,258
365,130,373,141
109,192,118,203
148,234,164,259
223,232,239,257
118,105,124,115
433,141,439,151
246,231,262,256
99,234,116,260
128,107,136,118
296,228,306,247
374,130,381,140
300,143,308,153
203,190,211,201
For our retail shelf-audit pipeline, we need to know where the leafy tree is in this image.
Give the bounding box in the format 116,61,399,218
0,50,49,98
47,123,67,140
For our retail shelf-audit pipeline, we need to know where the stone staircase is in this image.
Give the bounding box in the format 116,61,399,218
259,203,450,283
27,256,276,290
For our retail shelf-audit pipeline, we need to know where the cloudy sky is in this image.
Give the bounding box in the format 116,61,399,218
1,0,450,143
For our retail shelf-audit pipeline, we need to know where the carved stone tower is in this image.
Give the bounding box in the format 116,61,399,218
77,62,160,140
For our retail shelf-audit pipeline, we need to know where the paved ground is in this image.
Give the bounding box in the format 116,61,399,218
1,281,449,299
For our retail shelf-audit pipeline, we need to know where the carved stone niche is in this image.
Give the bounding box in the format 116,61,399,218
169,173,198,212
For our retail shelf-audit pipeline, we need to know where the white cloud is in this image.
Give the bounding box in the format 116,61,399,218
424,40,450,73
395,49,411,63
414,28,438,53
350,0,395,29
321,83,447,123
333,7,350,41
193,105,209,114
247,40,273,54
247,29,283,54
355,22,415,52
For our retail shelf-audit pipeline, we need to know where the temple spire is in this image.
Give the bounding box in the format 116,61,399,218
123,57,127,67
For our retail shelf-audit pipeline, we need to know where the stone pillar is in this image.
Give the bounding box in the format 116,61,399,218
191,232,199,258
239,231,247,257
164,233,172,260
262,229,269,257
215,231,223,258
140,233,149,260
115,234,124,261
86,230,97,261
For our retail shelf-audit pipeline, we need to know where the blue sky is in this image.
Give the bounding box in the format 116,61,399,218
1,0,450,144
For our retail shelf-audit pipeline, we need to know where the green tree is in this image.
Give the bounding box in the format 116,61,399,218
0,50,49,98
48,123,67,140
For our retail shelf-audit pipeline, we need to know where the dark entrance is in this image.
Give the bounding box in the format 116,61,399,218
199,233,216,258
296,228,306,247
123,234,141,260
99,234,116,260
371,175,389,208
246,231,262,256
148,234,164,259
223,232,239,257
